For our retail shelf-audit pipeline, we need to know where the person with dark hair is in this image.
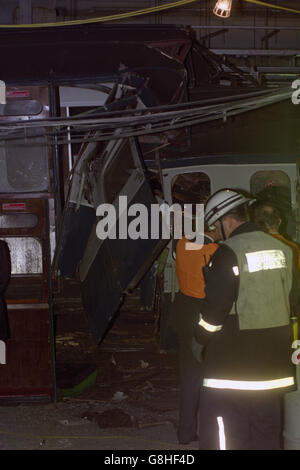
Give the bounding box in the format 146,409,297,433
196,189,296,450
252,202,300,281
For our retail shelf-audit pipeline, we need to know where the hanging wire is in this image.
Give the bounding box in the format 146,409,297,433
243,0,300,14
0,87,292,146
0,0,199,28
0,0,298,30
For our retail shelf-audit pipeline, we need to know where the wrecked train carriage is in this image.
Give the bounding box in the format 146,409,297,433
0,23,285,398
0,23,225,399
48,24,252,345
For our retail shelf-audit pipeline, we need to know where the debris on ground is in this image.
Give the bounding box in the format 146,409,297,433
112,391,128,403
82,408,136,428
48,283,183,448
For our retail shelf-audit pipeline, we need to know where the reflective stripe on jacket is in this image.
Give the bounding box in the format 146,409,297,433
197,223,296,392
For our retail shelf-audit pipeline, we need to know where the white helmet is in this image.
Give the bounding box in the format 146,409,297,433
205,189,254,227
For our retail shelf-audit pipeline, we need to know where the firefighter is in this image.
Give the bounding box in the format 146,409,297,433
172,227,218,445
196,189,296,450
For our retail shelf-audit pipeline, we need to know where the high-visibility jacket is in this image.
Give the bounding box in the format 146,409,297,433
176,236,218,299
196,223,296,393
225,230,292,330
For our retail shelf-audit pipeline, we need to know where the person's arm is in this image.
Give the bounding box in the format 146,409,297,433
290,265,300,320
0,241,11,293
194,244,238,344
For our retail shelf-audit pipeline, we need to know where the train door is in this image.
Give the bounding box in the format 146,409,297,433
0,198,54,401
0,85,55,402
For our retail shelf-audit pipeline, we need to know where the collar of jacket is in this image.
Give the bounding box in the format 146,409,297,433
229,221,263,239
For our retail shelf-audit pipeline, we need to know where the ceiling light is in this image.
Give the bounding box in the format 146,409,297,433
213,0,232,18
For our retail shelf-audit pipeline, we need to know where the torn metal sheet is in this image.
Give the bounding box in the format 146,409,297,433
55,132,168,343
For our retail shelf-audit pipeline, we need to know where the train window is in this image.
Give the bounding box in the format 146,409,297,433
104,140,135,204
0,214,38,229
0,100,42,116
59,84,118,177
3,237,42,274
250,171,291,207
170,172,210,239
0,128,49,192
171,172,211,206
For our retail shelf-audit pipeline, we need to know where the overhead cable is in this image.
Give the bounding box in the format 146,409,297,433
0,0,298,29
243,0,300,14
0,87,292,145
0,0,198,28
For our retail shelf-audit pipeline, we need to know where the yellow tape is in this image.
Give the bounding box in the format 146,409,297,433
0,0,198,28
243,0,300,14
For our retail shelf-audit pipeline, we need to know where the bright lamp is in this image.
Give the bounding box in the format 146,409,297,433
213,0,232,18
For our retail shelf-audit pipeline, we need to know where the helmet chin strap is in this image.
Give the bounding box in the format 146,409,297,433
219,218,227,240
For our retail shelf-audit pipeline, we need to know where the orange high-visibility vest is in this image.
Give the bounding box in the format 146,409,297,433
176,236,218,299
